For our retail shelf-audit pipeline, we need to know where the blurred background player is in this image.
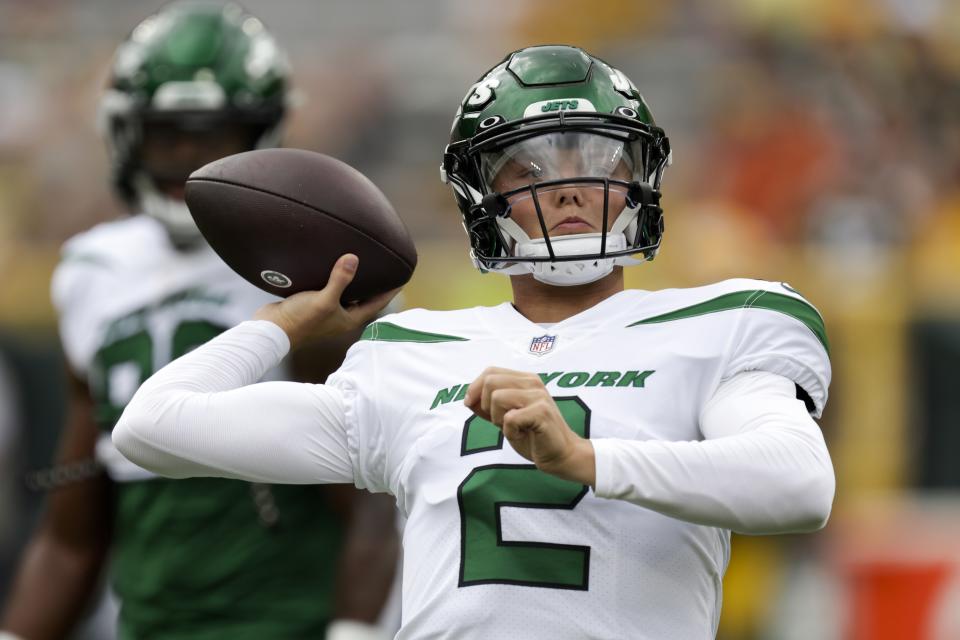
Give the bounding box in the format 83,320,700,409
0,2,397,639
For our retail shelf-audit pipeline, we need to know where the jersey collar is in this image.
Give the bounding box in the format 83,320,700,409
479,289,649,358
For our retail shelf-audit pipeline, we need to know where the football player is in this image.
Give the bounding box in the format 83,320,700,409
112,45,835,639
0,3,396,639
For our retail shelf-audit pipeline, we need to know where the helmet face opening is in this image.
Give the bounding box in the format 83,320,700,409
465,177,662,263
444,47,670,283
139,118,264,190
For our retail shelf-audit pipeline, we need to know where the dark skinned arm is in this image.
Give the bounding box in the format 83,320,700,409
322,487,398,625
1,371,114,640
291,333,399,629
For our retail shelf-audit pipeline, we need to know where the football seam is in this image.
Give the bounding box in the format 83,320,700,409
186,177,417,270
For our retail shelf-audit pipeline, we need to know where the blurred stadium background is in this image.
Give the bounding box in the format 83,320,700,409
2,0,960,638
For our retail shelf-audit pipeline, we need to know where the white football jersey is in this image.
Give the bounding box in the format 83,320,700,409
51,215,279,480
327,278,830,640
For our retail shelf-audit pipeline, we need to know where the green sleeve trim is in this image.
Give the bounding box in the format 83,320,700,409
360,321,469,343
627,290,829,353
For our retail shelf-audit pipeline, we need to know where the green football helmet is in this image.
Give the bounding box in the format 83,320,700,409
99,1,290,246
443,45,671,286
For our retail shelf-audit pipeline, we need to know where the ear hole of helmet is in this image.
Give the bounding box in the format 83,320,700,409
467,216,507,261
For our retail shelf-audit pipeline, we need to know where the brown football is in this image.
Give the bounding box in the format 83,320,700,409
185,148,417,301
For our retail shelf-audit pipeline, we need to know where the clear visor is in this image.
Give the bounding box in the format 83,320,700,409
480,131,643,195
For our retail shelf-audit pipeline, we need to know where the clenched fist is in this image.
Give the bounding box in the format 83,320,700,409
464,367,596,486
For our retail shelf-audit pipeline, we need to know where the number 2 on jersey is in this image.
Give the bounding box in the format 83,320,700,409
457,397,591,590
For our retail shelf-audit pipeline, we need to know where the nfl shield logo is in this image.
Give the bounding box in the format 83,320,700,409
529,334,557,356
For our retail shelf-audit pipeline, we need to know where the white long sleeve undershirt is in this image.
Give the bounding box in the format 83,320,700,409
114,320,355,484
113,320,835,534
592,370,835,533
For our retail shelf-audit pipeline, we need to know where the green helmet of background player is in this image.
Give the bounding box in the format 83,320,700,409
99,0,290,246
443,45,671,286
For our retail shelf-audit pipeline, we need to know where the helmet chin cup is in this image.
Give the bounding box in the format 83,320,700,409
515,233,627,286
133,174,203,248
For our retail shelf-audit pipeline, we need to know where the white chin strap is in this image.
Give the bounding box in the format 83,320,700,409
494,200,644,286
515,233,625,286
133,174,203,246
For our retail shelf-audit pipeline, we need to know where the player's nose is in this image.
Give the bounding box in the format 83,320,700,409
548,185,586,208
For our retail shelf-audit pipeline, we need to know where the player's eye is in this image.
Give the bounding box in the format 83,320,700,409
518,163,543,180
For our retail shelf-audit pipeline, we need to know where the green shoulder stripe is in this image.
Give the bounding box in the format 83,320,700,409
360,322,469,343
627,290,829,353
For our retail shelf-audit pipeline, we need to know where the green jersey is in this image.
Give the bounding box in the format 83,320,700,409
52,215,344,639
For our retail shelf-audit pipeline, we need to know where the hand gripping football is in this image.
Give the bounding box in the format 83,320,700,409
185,148,417,301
